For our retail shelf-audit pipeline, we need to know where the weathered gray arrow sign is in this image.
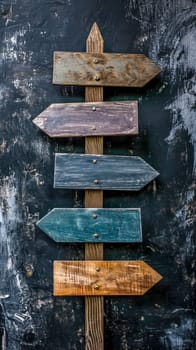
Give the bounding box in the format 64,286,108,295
36,208,142,243
53,52,161,87
33,101,138,138
54,154,159,191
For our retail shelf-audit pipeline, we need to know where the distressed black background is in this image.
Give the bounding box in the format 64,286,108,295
0,0,195,349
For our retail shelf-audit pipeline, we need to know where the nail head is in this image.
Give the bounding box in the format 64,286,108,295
95,75,100,81
93,233,99,239
24,264,34,278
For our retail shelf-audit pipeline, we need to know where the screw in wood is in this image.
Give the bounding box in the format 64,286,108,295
94,75,100,81
92,159,97,164
92,214,97,219
93,233,99,239
94,179,99,184
96,267,100,272
93,58,99,64
94,285,99,290
92,106,96,111
91,126,96,130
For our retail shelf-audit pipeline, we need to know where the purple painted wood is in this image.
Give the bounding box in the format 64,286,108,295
33,101,138,137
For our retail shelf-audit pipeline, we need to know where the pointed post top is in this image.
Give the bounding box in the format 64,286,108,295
86,22,104,53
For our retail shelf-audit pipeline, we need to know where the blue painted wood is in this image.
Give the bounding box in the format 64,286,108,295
54,154,159,191
36,208,142,243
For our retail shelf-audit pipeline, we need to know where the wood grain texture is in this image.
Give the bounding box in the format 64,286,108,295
53,260,163,296
36,208,142,243
85,22,104,350
53,52,161,87
33,101,138,137
54,153,159,191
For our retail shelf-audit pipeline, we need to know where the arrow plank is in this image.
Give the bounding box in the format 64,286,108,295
36,208,142,243
53,260,162,296
33,101,138,138
54,154,159,191
53,52,161,87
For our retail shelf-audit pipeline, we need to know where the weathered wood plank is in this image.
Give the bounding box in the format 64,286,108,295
53,52,161,87
33,101,138,137
53,261,162,296
36,208,142,243
54,154,159,191
84,23,104,350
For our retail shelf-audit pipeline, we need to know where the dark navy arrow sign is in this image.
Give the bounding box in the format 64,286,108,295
54,154,159,191
36,208,142,243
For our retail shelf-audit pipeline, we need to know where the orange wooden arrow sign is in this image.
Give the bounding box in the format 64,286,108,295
53,260,162,296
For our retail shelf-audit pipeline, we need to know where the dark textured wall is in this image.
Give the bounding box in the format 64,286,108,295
0,1,195,349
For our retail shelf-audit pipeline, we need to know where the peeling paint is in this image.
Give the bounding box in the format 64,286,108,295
160,318,195,350
1,25,32,62
125,0,196,174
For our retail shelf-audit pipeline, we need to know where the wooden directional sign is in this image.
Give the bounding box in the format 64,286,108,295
53,52,161,87
36,208,142,243
54,154,159,191
53,260,162,296
33,101,138,138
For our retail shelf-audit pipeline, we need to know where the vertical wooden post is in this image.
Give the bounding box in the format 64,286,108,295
85,23,104,350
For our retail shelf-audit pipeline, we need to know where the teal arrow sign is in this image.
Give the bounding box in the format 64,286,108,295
36,208,142,243
54,154,159,191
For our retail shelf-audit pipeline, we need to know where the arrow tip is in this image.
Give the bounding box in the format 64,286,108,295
86,22,104,52
141,261,163,295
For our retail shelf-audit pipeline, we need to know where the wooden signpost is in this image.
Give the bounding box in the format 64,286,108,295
33,22,162,350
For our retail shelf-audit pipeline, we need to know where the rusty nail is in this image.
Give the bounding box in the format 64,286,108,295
92,214,97,219
93,233,99,239
92,159,97,164
92,106,96,111
94,285,99,290
96,267,100,272
24,264,34,278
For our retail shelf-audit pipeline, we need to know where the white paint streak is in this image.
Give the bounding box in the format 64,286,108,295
1,25,32,63
152,18,196,174
31,139,51,163
0,175,19,273
160,318,194,350
0,85,11,108
125,1,196,173
0,175,34,347
165,30,196,172
36,298,53,310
